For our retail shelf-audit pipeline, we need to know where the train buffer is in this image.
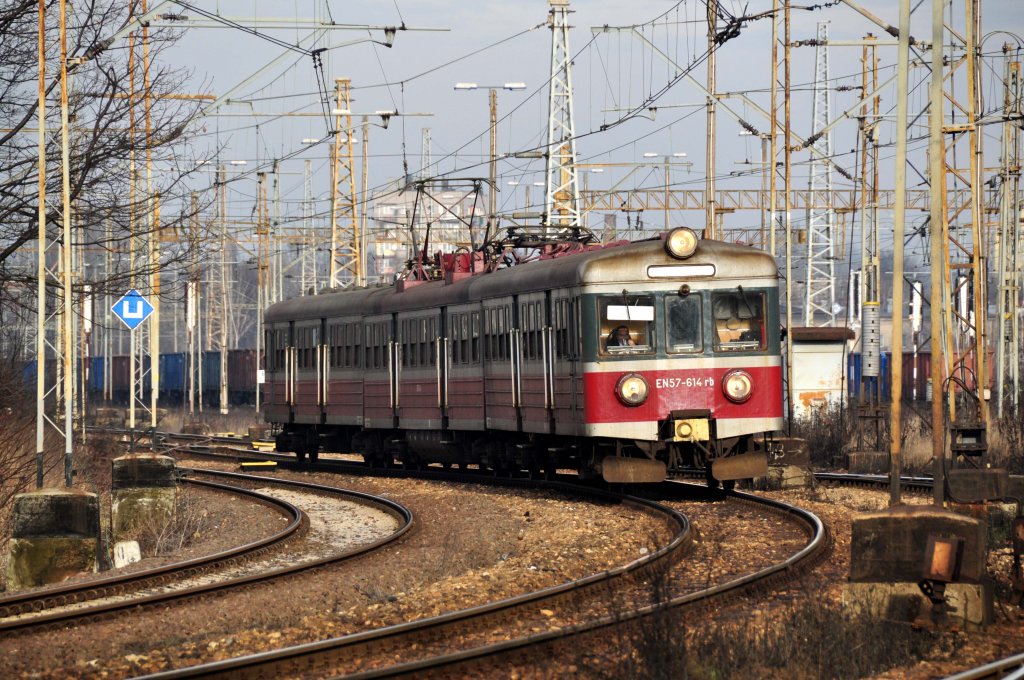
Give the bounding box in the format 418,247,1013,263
240,460,278,471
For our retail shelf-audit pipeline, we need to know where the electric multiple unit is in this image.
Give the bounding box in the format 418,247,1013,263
263,229,783,485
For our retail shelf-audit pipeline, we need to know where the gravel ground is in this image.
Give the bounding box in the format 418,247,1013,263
1,470,1022,679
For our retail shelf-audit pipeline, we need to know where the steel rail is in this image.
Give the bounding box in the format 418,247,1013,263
0,468,412,634
943,652,1024,680
346,483,827,679
0,476,303,620
132,482,718,679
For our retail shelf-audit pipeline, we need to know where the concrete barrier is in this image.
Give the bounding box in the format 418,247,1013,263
6,488,100,589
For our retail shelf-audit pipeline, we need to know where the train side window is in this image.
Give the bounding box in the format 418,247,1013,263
471,312,480,363
598,295,655,355
666,295,703,353
712,290,766,352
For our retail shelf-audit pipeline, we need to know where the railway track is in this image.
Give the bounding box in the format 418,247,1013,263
0,469,412,635
131,479,823,679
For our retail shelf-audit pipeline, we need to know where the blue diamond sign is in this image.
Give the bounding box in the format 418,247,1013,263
112,289,154,330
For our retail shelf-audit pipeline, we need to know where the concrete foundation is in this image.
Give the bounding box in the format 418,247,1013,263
5,488,100,589
769,437,810,466
1009,475,1024,499
847,450,890,475
949,502,1019,549
111,454,177,543
849,505,987,583
843,581,993,630
755,464,814,490
948,468,1010,503
845,505,992,630
182,420,210,435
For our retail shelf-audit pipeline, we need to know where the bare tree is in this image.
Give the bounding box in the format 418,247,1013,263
0,0,211,312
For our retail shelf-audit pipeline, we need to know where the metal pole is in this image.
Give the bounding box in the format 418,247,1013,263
706,0,717,240
929,0,946,506
784,0,794,425
59,0,75,487
35,0,47,489
219,165,229,414
488,89,498,245
889,0,911,506
769,0,779,259
144,1,159,431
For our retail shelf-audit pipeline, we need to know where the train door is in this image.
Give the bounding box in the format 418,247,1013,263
396,310,445,430
263,322,293,424
482,297,518,431
446,304,485,431
324,317,364,427
551,290,583,435
292,319,321,424
518,292,555,434
362,314,396,429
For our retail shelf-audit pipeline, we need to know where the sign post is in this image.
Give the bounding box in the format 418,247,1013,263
112,289,155,431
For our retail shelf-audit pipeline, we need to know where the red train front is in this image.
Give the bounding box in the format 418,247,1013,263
263,229,784,485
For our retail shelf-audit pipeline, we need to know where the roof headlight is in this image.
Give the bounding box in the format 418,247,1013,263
616,373,649,407
722,370,754,403
665,227,698,259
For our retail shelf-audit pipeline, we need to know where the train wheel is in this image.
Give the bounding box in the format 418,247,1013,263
309,449,319,465
295,444,307,464
704,465,720,489
722,479,735,491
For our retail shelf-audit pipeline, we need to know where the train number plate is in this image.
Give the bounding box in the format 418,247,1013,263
655,377,714,389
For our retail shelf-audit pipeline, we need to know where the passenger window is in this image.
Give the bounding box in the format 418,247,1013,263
712,289,766,352
599,295,654,355
666,295,703,353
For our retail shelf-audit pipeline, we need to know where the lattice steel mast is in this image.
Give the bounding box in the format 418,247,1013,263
804,22,837,327
544,0,580,235
329,77,362,288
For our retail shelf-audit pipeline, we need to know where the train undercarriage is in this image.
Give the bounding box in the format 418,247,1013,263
273,421,774,486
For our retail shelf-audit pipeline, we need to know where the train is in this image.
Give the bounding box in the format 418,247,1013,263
262,229,786,485
69,349,259,406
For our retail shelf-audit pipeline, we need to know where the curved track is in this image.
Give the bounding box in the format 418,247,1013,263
135,480,824,679
0,469,412,635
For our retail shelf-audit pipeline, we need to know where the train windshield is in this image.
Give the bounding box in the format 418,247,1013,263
599,295,654,355
712,289,767,352
665,295,702,353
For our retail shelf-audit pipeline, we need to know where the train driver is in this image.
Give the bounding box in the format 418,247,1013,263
606,325,636,348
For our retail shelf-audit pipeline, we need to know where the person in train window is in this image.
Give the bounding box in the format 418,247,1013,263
606,325,636,349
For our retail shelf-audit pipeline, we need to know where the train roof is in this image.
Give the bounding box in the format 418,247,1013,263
265,237,777,323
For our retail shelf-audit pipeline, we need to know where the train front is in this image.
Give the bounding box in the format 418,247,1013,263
580,229,784,484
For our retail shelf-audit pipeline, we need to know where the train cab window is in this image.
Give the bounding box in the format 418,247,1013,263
666,295,703,353
712,289,766,352
599,295,654,355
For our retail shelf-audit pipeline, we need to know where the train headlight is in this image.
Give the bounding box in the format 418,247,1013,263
615,373,649,406
722,370,754,403
665,227,698,259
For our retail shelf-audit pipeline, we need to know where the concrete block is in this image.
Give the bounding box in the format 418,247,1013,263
113,541,142,568
112,454,176,489
248,425,267,440
1009,475,1024,499
947,468,1009,503
112,487,176,542
949,502,1018,549
755,465,814,490
11,487,100,538
848,450,890,475
849,505,987,583
182,420,210,435
6,489,100,589
843,581,993,630
769,437,810,466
